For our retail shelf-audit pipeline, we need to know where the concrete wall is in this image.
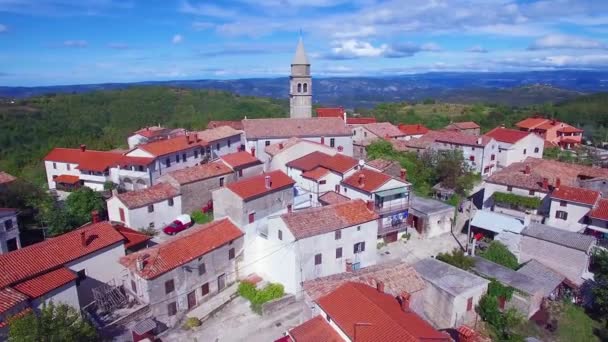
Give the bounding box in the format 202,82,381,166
107,195,182,232
546,199,592,233
127,235,244,327
45,160,87,190
410,208,454,238
250,136,353,163
432,140,498,177
496,134,544,169
32,280,80,311
127,146,208,185
161,173,236,215
420,281,487,329
213,186,294,228
208,135,243,158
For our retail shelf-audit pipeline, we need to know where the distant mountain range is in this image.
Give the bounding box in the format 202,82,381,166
1,70,606,108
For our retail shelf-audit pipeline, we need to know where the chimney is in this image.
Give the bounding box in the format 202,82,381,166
345,259,353,272
376,280,385,293
321,137,325,145
358,174,366,187
91,210,100,223
555,177,561,189
80,144,86,152
265,175,271,189
542,177,549,190
524,165,531,175
287,204,293,213
80,231,86,247
400,292,411,312
400,169,407,181
251,147,256,157
457,326,477,342
279,143,284,150
476,137,482,145
366,200,374,211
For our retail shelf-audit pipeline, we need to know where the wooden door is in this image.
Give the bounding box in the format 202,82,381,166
187,291,196,310
119,208,125,222
217,274,226,291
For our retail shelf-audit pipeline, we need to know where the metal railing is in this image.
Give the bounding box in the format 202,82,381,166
373,201,409,215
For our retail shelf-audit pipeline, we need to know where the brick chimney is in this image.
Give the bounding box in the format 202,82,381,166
555,177,561,189
279,143,284,150
80,231,87,247
80,144,86,152
345,259,353,272
542,177,549,190
400,292,411,312
265,175,271,189
366,200,374,211
358,174,366,187
321,137,325,145
91,210,100,223
376,280,385,293
400,169,407,181
251,147,256,157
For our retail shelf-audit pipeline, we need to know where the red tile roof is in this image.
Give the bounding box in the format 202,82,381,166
558,126,584,133
318,191,350,206
516,117,583,134
287,151,357,175
363,122,406,138
366,159,396,172
136,135,208,157
484,127,531,144
281,200,378,240
447,121,480,130
0,221,125,289
115,226,153,249
0,288,28,314
165,161,232,185
207,120,244,130
134,126,169,138
227,170,295,201
320,154,358,174
398,124,429,136
44,148,124,172
342,169,393,193
551,186,600,206
589,199,608,221
0,308,31,328
197,126,242,143
286,151,332,171
116,183,179,209
54,174,80,184
516,117,548,130
0,171,16,185
346,117,377,125
242,117,352,139
120,218,243,280
220,151,262,170
13,267,76,299
289,315,342,342
316,107,344,118
265,137,303,156
302,167,330,181
317,282,450,342
435,130,492,147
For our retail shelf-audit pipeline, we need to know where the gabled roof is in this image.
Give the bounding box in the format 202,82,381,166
318,191,350,206
484,127,532,144
558,126,584,133
398,124,429,136
0,171,16,185
301,167,330,181
165,161,232,185
320,154,358,174
435,130,492,147
365,158,397,172
516,117,583,133
0,221,125,289
472,257,543,296
0,288,28,315
116,183,179,209
516,260,565,297
120,218,243,280
136,135,208,157
346,117,377,125
226,170,295,201
264,137,328,157
363,122,406,138
44,148,124,172
206,120,244,130
289,315,342,342
133,126,169,138
317,282,450,342
281,199,378,240
115,226,153,250
447,121,480,130
13,267,76,299
516,117,549,130
315,107,344,118
286,151,332,171
220,151,262,170
551,185,600,206
197,126,242,143
243,117,351,139
589,198,608,220
342,168,394,193
522,222,596,252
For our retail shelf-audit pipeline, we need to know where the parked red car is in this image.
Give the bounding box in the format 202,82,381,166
162,215,193,235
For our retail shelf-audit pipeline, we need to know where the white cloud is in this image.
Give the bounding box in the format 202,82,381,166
63,40,88,48
179,1,237,18
0,0,133,16
172,34,183,44
529,34,606,50
0,24,7,33
468,45,488,53
325,40,441,59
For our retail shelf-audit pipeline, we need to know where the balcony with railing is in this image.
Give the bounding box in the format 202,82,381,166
373,187,410,216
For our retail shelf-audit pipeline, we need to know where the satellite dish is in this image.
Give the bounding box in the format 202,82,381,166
358,159,365,167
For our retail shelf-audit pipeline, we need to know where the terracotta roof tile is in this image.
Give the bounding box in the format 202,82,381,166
516,117,549,130
363,122,406,138
315,107,344,118
346,117,377,125
220,151,262,170
13,267,76,299
0,308,31,328
118,156,155,167
165,161,232,185
44,148,124,172
342,169,393,193
551,186,600,206
227,170,295,201
197,126,242,143
302,167,330,181
289,315,342,342
366,159,396,172
320,154,358,174
54,174,80,184
265,137,303,156
303,261,425,301
317,282,450,342
447,121,480,130
0,288,28,314
0,221,125,289
137,135,208,157
134,126,170,138
484,127,531,144
589,199,608,220
435,130,492,147
318,191,350,206
286,152,332,171
558,126,584,133
281,199,378,239
516,117,583,134
116,183,180,209
243,117,351,139
398,124,429,135
120,218,243,279
115,226,153,249
207,120,244,130
0,171,16,185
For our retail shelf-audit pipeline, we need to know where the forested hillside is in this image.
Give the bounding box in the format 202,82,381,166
0,87,287,182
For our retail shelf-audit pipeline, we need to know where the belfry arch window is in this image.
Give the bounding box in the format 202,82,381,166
297,83,302,93
303,83,308,93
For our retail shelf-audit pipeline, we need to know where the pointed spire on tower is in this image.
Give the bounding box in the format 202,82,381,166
292,35,309,65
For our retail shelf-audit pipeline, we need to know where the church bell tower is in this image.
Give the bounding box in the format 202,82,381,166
289,37,312,118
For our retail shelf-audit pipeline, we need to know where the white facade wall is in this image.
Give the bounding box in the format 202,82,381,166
66,243,126,306
432,140,497,176
482,182,549,210
44,160,83,190
425,210,454,238
208,135,244,158
546,199,592,233
420,281,487,329
126,146,208,185
31,281,80,311
496,135,544,169
249,136,353,163
107,195,183,232
0,213,20,254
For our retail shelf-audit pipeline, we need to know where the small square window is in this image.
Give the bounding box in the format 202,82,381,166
278,230,283,240
330,138,335,148
357,226,361,231
165,279,175,294
248,212,255,223
176,155,180,163
4,219,13,231
507,186,513,192
216,143,220,151
198,263,206,276
560,200,567,207
354,242,365,253
194,150,199,158
148,222,154,228
238,169,243,177
314,253,322,265
556,210,568,220
228,139,231,148
229,248,235,260
165,158,171,167
168,198,174,206
335,229,341,240
336,247,342,259
523,149,527,155
265,141,271,146
168,302,177,316
201,283,209,296
319,180,327,185
534,147,539,153
67,164,71,171
529,190,535,196
148,205,154,213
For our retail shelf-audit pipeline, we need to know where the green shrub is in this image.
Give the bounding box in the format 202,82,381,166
238,282,284,314
479,241,519,270
191,210,213,224
237,282,257,302
138,227,158,236
436,248,475,270
377,242,386,249
182,317,201,330
493,192,541,210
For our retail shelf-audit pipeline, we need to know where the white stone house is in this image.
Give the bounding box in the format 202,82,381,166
127,126,179,149
352,122,407,144
265,137,341,173
408,196,455,238
249,199,378,295
196,126,244,158
107,183,182,232
0,208,21,254
219,151,264,180
484,127,544,169
119,218,244,328
546,185,600,233
431,131,498,177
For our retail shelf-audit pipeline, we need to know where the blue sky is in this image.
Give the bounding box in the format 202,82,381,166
1,0,608,86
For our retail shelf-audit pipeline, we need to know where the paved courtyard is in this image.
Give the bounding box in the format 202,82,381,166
377,230,467,264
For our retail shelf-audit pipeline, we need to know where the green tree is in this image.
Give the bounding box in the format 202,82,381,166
65,187,105,227
8,302,98,342
592,249,608,325
436,248,476,270
479,241,519,270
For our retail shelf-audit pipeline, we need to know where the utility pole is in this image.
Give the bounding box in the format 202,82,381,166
466,199,473,255
354,322,372,342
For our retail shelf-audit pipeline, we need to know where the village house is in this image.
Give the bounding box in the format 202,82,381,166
484,127,544,168
546,185,600,232
431,130,498,176
159,161,234,215
286,282,451,342
119,218,244,328
242,117,353,163
196,125,244,157
206,120,244,130
365,158,402,178
0,208,21,254
219,150,263,180
251,200,378,294
413,258,489,329
389,130,443,155
517,259,567,301
127,126,184,149
265,137,338,174
352,122,407,145
107,183,182,232
317,191,351,206
587,198,608,247
398,124,429,140
515,117,584,149
408,195,455,238
340,168,411,243
315,107,377,126
0,219,145,331
444,121,481,136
